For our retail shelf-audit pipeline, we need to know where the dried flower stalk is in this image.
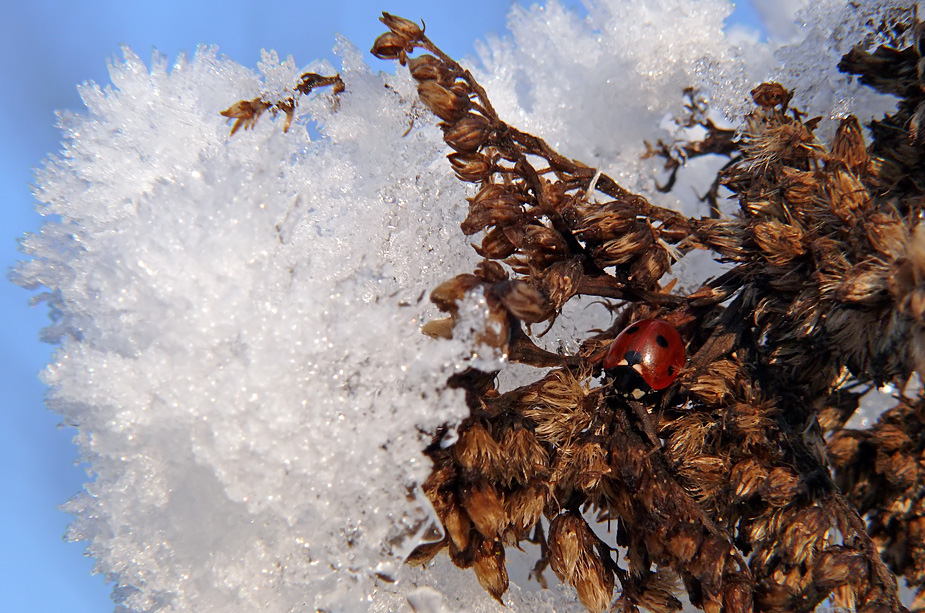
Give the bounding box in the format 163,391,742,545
225,10,925,612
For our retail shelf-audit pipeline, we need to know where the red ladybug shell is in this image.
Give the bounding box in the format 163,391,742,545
603,319,685,392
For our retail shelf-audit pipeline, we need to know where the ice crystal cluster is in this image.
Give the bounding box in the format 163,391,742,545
12,0,921,611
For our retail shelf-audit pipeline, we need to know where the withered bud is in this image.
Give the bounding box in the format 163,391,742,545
475,226,517,259
430,274,482,313
522,223,568,261
474,260,508,283
830,115,868,171
501,427,549,484
421,317,455,339
444,114,492,152
443,503,473,553
379,12,424,40
472,539,509,603
461,482,507,539
750,82,792,108
417,79,470,122
454,421,505,477
761,467,803,507
220,98,270,135
408,54,449,83
370,31,412,62
548,513,614,612
448,152,492,183
495,280,552,324
541,259,583,310
812,547,868,589
503,485,546,535
730,459,768,500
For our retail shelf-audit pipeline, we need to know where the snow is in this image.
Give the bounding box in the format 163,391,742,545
12,0,920,610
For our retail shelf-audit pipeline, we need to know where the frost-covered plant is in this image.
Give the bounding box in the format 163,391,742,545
13,1,925,612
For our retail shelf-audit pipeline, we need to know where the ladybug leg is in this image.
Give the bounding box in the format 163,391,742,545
628,399,660,447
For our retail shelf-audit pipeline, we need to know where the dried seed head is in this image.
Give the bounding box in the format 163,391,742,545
762,467,804,507
430,274,482,314
521,223,569,264
454,421,505,477
407,54,448,83
379,12,424,40
448,152,492,183
541,259,583,310
473,260,508,284
462,482,506,539
475,226,517,259
417,79,470,122
461,186,522,235
421,316,454,339
495,280,552,324
782,506,827,564
750,82,792,109
443,114,492,152
548,513,614,612
220,98,270,135
830,116,868,171
370,31,412,62
500,426,549,484
503,484,546,536
472,538,509,603
730,459,769,500
443,502,473,553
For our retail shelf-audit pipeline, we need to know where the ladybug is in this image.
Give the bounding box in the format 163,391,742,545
603,318,685,398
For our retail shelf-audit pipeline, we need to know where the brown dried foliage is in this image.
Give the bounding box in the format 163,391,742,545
226,10,925,612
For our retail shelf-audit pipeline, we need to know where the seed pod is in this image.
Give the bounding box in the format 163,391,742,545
473,259,508,283
541,259,583,310
430,274,482,313
830,115,868,171
495,280,552,324
521,223,568,263
461,482,506,539
548,513,614,613
448,152,492,183
444,114,492,152
472,538,508,603
454,421,505,478
418,79,470,122
730,459,768,500
407,54,448,83
370,31,411,61
762,467,803,507
379,12,423,40
475,227,517,259
750,82,792,108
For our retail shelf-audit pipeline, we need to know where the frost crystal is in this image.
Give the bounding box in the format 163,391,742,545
15,0,919,611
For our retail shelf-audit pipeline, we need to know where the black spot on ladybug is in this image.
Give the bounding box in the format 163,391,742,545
625,324,641,335
668,365,676,375
624,349,643,366
655,334,669,347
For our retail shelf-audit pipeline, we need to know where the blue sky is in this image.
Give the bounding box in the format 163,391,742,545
0,1,761,610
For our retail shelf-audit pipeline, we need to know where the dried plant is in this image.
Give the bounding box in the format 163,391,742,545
225,10,925,612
